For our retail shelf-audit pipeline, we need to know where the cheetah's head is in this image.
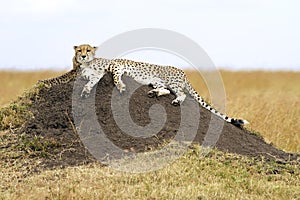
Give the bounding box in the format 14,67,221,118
74,44,97,63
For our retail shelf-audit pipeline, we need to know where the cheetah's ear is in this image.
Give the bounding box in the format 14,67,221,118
73,46,78,50
93,46,98,51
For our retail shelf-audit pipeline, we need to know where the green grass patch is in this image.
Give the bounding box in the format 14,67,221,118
0,83,45,131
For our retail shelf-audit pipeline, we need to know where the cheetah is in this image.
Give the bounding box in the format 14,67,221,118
77,45,249,127
38,44,97,86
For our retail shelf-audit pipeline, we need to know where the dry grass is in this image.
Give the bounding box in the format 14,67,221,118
0,70,299,199
185,70,300,153
0,71,63,106
1,148,299,200
220,71,300,153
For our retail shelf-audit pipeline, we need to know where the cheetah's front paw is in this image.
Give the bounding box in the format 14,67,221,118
116,83,126,93
81,87,91,98
171,99,181,106
148,90,157,98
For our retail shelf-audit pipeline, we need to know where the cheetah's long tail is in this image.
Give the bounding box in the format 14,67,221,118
185,80,249,126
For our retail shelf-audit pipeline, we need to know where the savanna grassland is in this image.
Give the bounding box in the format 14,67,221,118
0,70,299,199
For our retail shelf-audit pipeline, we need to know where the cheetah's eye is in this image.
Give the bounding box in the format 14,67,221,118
87,49,91,52
77,49,82,52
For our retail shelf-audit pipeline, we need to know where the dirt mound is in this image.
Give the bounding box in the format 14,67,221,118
20,74,298,168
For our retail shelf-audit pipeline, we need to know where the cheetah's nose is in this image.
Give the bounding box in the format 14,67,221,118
82,55,86,59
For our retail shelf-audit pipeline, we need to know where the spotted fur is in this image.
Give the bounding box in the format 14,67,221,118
38,44,97,86
78,49,249,127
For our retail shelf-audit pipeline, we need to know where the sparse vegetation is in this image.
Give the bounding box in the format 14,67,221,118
0,80,46,130
0,102,30,130
0,70,299,199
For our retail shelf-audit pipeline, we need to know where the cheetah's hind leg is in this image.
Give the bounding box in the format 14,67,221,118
171,92,186,106
148,88,171,98
168,84,186,106
148,81,170,98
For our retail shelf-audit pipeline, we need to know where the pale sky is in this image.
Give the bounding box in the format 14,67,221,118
0,0,299,71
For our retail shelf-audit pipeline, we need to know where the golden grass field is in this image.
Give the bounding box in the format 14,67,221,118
0,70,299,199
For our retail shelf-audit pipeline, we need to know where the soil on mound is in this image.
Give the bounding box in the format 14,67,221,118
20,74,298,168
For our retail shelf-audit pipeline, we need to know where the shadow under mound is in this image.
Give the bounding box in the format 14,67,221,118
19,74,298,169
